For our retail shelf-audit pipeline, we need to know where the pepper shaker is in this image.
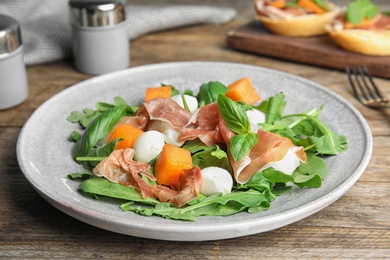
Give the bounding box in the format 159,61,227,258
69,0,129,75
0,15,28,110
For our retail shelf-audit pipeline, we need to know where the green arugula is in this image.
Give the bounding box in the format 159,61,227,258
80,177,159,205
121,190,271,221
182,139,232,173
67,96,136,128
258,93,347,155
346,0,379,25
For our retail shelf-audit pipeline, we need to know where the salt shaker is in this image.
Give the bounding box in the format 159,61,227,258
0,15,28,110
69,0,129,75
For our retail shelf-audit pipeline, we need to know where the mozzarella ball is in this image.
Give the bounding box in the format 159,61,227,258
246,109,266,125
134,131,165,162
162,129,184,147
200,167,233,196
246,109,266,133
171,94,198,113
259,147,301,175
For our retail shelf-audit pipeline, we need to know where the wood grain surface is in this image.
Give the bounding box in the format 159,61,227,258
227,21,390,79
0,0,389,259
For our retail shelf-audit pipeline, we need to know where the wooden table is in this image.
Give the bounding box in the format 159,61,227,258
1,0,389,258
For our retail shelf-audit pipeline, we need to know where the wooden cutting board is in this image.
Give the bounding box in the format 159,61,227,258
227,21,390,79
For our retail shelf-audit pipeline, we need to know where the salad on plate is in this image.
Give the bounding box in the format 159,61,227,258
67,77,347,221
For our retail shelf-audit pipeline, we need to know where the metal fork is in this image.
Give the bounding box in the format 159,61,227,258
346,65,390,109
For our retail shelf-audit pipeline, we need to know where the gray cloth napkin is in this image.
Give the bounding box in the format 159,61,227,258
0,0,236,65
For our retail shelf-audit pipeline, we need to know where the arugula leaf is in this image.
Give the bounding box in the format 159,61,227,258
67,97,136,128
264,92,286,125
262,168,295,184
260,98,347,155
67,109,101,128
69,130,81,142
346,0,378,25
236,171,285,201
78,138,122,171
67,172,94,180
181,139,212,153
182,139,232,172
121,190,271,221
191,146,232,173
180,94,191,112
293,154,327,188
80,178,159,205
288,115,348,155
196,81,228,107
122,202,197,221
183,190,268,212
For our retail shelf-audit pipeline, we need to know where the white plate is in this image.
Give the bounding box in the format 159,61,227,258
17,62,372,241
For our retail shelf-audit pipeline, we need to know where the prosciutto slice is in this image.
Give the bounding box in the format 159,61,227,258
93,148,202,207
116,115,149,131
178,102,225,146
93,148,156,198
219,117,307,184
152,166,202,207
136,98,191,132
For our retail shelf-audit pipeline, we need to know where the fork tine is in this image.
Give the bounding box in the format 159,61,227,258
356,66,379,104
346,65,390,108
361,65,389,102
347,66,372,104
346,66,363,103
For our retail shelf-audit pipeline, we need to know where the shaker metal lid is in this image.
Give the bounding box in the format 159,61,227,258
69,0,126,27
0,15,22,55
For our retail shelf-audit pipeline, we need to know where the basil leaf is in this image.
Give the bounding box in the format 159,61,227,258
346,0,378,25
196,81,228,106
229,133,258,162
80,138,122,171
218,95,250,134
313,0,329,11
73,105,126,161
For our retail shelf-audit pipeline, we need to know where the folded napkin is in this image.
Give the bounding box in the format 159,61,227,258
0,0,236,65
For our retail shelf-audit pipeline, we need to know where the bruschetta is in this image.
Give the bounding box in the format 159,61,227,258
255,0,340,37
325,0,390,56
